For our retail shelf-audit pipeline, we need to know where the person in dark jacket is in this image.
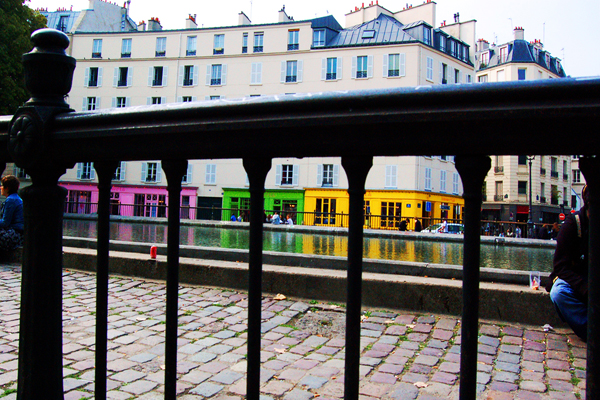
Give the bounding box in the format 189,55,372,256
414,218,422,232
546,185,589,341
399,219,408,231
0,175,24,251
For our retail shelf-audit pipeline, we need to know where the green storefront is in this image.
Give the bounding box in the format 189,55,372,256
222,188,305,224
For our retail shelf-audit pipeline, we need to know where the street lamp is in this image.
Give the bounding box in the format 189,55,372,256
527,155,536,238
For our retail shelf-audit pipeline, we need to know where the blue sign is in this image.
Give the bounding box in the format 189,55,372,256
425,202,432,212
406,204,411,208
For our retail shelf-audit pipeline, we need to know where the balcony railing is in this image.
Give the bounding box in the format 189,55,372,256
494,166,504,173
2,29,600,400
494,194,504,201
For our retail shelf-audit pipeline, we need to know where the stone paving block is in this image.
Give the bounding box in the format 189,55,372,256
547,340,569,351
370,372,396,384
523,340,545,351
360,357,382,366
430,371,457,385
277,368,306,382
522,350,544,363
478,344,497,355
64,391,92,400
432,329,453,341
502,326,523,337
299,375,328,389
261,380,294,396
501,336,523,345
378,362,404,375
389,382,419,400
180,370,211,385
438,361,460,374
361,329,382,338
395,315,415,325
546,349,568,360
493,371,519,383
480,325,500,337
359,382,392,398
477,372,491,385
495,361,520,374
189,351,217,363
106,359,136,372
417,315,435,324
520,381,547,393
284,388,314,400
401,372,428,383
496,352,520,364
120,380,159,395
524,331,545,341
547,370,571,381
521,371,544,381
548,380,574,392
64,377,91,391
499,344,521,355
294,359,319,370
521,361,544,372
546,359,570,370
211,370,244,384
190,381,225,397
111,370,146,383
412,324,433,333
198,361,229,373
410,363,431,374
479,335,500,348
407,333,428,342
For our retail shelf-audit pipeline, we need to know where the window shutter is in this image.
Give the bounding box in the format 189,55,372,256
192,96,197,102
113,67,118,87
458,70,461,84
185,164,193,183
321,58,327,80
141,162,147,182
297,60,303,82
178,66,184,86
351,56,357,79
111,98,116,108
77,163,82,179
120,162,127,180
221,64,227,85
96,98,101,109
205,164,210,183
367,55,374,78
192,65,198,86
161,97,167,104
156,162,162,183
82,98,87,111
382,55,388,78
177,96,182,102
147,97,152,105
251,63,257,84
98,68,103,86
275,164,282,185
292,165,299,186
280,61,286,83
337,57,343,79
148,67,153,86
206,65,211,86
333,164,340,187
391,165,397,188
257,62,262,84
317,164,323,185
90,163,96,180
125,98,131,107
439,62,443,83
127,68,133,87
400,53,406,76
163,66,168,86
84,68,90,87
205,95,210,100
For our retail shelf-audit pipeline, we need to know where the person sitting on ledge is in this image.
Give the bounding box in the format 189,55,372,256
0,175,24,251
546,185,589,341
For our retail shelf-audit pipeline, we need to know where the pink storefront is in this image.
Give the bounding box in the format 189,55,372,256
61,183,199,219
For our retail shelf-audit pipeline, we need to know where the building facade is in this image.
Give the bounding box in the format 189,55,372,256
475,28,570,226
53,1,474,227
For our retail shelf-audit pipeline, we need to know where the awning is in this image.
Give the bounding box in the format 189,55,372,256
517,205,529,214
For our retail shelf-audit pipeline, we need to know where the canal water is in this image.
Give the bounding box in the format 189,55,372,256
63,220,554,272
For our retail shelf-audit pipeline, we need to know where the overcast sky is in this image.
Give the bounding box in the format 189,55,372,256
27,0,599,77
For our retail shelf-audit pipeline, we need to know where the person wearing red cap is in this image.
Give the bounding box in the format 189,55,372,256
546,185,589,341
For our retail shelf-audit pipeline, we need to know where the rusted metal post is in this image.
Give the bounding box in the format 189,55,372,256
243,157,272,400
93,161,119,400
579,155,599,399
341,156,372,400
8,29,75,400
455,155,491,400
162,160,188,400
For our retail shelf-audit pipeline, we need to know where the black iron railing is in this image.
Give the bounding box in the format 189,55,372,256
1,29,600,400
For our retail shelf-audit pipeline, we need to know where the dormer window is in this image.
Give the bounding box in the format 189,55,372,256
423,27,432,46
533,47,539,62
439,36,446,52
499,46,508,63
313,29,325,47
545,54,551,68
479,51,489,67
362,30,375,39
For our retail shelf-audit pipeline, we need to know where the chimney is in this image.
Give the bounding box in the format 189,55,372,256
186,14,197,29
147,17,162,31
477,38,489,52
138,20,146,31
279,5,293,23
238,11,251,25
514,26,524,41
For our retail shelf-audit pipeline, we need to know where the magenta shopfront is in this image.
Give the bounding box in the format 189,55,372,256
61,183,199,219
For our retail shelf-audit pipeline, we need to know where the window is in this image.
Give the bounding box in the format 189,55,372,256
495,181,503,199
149,66,166,87
496,69,505,82
209,96,221,100
424,167,432,191
452,173,459,194
213,34,224,54
454,69,460,84
181,96,193,102
551,157,558,172
518,181,527,195
385,165,397,188
85,67,102,87
85,97,97,111
77,162,95,180
116,67,130,87
499,46,508,63
288,29,299,50
381,202,401,228
56,15,68,32
315,198,336,225
251,63,262,85
318,164,338,187
182,165,193,184
121,38,132,58
385,53,405,77
323,57,340,80
440,170,447,193
313,29,325,47
518,155,527,165
466,74,472,83
142,162,162,183
182,65,196,86
113,162,126,181
242,33,248,53
155,37,166,57
353,55,372,79
208,64,226,86
113,97,129,108
439,36,446,52
479,51,488,67
423,26,432,46
573,169,581,183
205,164,216,184
449,40,456,57
253,32,263,52
283,60,301,83
426,57,433,81
478,74,488,83
149,97,163,105
518,68,526,81
362,30,375,39
92,39,102,58
277,164,298,186
14,167,29,180
186,36,197,56
440,63,447,84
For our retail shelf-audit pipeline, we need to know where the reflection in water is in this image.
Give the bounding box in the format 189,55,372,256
64,220,553,272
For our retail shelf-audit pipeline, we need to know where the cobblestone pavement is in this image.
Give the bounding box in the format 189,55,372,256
0,264,587,399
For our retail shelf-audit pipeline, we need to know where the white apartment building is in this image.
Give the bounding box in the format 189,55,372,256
53,0,475,225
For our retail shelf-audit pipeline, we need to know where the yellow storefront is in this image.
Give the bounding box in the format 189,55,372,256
304,188,464,230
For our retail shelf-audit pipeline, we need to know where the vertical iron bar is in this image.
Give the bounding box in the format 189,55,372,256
579,156,599,398
341,156,373,400
162,160,188,400
455,155,491,400
17,171,68,399
93,161,119,400
243,157,272,400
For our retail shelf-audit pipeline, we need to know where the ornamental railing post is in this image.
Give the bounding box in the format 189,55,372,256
8,29,76,400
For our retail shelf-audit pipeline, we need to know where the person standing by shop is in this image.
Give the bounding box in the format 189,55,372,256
0,175,24,251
